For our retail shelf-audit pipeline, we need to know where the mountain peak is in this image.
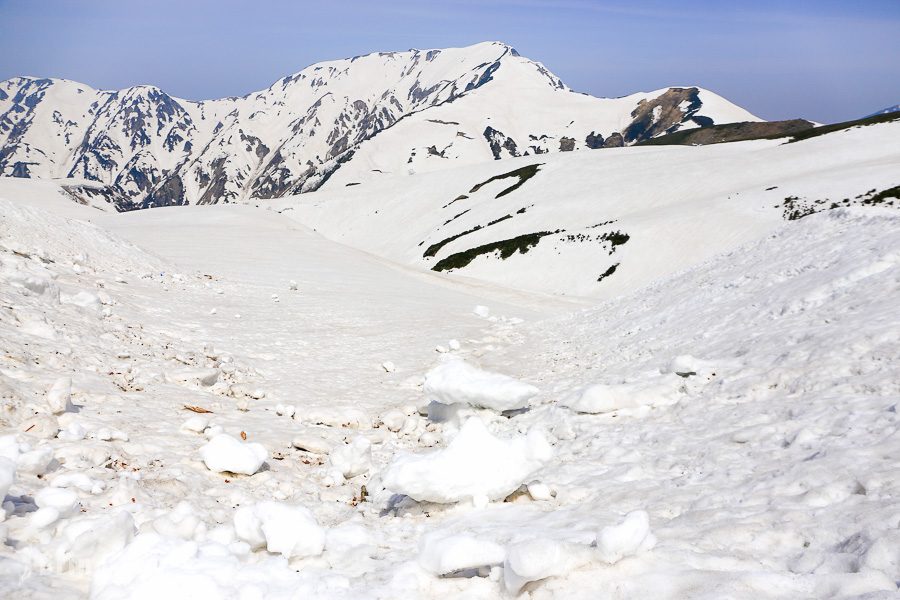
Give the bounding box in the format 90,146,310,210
0,43,759,210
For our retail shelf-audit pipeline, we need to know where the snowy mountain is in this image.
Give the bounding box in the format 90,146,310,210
866,104,900,117
0,42,759,210
273,116,900,297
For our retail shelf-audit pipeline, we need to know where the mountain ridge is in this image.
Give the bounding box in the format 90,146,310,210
0,42,759,211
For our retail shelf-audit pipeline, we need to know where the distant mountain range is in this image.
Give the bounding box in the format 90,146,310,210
866,104,900,118
0,42,759,210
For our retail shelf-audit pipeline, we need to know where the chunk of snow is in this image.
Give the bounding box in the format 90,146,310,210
62,290,101,311
19,415,60,439
274,404,296,418
424,359,539,412
380,409,406,432
418,531,506,576
35,487,79,516
381,361,396,373
448,339,461,351
526,481,554,501
503,538,594,594
16,446,54,475
166,368,219,387
233,501,325,559
291,433,332,455
47,376,73,415
199,434,267,475
596,510,656,564
0,457,15,503
181,415,210,434
328,436,372,479
664,354,712,377
473,305,490,318
566,382,676,414
53,511,134,573
325,522,373,555
51,472,97,493
382,418,552,504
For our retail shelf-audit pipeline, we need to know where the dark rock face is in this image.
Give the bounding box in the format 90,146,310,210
466,61,502,92
602,132,624,148
585,131,604,149
622,87,705,144
142,173,186,209
558,137,575,152
11,161,33,177
636,119,815,147
483,126,520,159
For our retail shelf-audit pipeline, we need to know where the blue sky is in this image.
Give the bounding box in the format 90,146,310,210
1,0,898,123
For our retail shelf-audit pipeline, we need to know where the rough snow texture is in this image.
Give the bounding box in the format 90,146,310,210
0,122,898,599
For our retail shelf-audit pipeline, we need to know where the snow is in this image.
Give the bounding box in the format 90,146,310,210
328,436,372,479
0,117,898,598
565,381,678,414
596,510,656,564
418,531,506,575
233,501,325,559
276,118,900,298
424,359,539,412
503,538,594,594
382,418,553,504
47,376,73,414
1,42,756,210
199,434,267,475
0,457,14,505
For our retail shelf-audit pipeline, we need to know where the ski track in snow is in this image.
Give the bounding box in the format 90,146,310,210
0,178,898,597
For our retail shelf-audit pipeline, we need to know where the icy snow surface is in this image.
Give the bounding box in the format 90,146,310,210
0,119,898,599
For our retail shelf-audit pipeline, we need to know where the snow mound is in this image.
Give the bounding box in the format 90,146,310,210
328,436,372,479
89,533,331,599
503,537,594,594
233,501,325,559
199,434,267,475
54,511,135,573
382,418,552,504
424,359,539,412
596,510,656,564
418,531,506,576
566,381,677,414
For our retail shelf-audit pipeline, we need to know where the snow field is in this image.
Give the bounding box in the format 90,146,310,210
0,175,898,599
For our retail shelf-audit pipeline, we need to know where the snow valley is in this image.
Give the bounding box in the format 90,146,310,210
0,42,899,600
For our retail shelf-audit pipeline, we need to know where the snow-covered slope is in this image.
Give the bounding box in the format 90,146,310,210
866,104,900,117
0,175,897,598
0,42,758,210
274,117,900,298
